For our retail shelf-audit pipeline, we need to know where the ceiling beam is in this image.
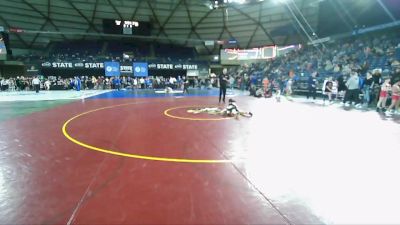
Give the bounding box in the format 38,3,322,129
22,0,68,43
29,0,51,48
329,0,353,31
147,0,171,43
183,9,214,45
246,26,259,48
155,0,184,37
82,0,99,40
67,1,102,34
90,0,100,27
183,0,194,46
1,2,304,22
130,0,144,20
222,8,238,47
193,30,212,55
106,0,124,19
47,0,50,17
230,5,276,45
29,20,49,48
183,0,212,54
246,2,262,48
213,10,226,53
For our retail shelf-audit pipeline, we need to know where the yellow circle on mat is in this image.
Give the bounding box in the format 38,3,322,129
164,105,232,121
62,102,231,163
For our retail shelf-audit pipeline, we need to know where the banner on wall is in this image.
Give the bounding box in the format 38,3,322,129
41,62,104,69
41,61,205,70
186,70,199,77
104,61,120,76
120,63,133,74
133,62,148,77
147,62,199,70
39,61,209,77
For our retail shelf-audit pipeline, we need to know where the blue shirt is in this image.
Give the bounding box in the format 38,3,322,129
308,76,317,88
358,76,365,89
113,78,121,85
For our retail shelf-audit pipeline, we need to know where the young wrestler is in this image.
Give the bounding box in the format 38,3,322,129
385,80,400,115
187,99,253,118
222,99,253,118
323,77,334,104
376,78,391,112
187,107,220,114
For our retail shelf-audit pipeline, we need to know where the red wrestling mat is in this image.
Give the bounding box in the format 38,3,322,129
0,97,289,225
5,95,396,224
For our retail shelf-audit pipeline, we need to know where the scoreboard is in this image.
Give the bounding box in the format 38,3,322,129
220,46,277,65
103,19,151,36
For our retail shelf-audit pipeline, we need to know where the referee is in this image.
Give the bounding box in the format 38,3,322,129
219,68,229,103
32,76,41,93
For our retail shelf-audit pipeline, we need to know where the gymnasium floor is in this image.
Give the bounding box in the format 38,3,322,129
0,89,400,225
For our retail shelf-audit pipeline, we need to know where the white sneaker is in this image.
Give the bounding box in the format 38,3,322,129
385,111,393,116
355,104,362,108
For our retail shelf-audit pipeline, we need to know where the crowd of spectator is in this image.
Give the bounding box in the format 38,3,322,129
0,75,212,92
1,76,36,92
225,31,400,114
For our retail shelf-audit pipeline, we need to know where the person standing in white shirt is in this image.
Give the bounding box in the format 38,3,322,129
0,78,6,91
139,77,145,89
44,80,51,91
32,76,41,93
133,78,138,89
169,76,176,89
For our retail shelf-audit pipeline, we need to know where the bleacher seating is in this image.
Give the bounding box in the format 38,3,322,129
155,43,196,60
52,40,103,56
229,31,400,92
